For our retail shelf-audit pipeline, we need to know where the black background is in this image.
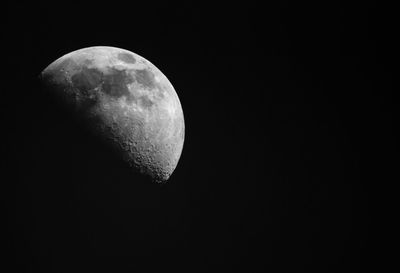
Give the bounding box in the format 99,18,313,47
3,1,395,273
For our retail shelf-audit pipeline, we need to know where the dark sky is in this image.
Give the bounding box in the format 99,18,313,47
3,2,394,273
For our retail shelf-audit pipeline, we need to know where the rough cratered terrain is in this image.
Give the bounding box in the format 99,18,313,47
40,46,185,183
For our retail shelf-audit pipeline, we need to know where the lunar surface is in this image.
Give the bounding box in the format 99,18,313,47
40,46,185,183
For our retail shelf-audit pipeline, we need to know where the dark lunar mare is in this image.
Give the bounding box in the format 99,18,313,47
70,67,102,108
117,52,136,64
41,63,161,119
135,69,156,89
101,68,135,99
69,65,160,110
71,67,103,92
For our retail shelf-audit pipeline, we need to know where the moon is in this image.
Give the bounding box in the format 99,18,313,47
40,46,185,183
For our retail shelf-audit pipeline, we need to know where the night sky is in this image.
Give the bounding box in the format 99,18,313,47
3,2,394,273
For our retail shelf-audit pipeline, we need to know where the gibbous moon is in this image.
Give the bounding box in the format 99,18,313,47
40,46,185,183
